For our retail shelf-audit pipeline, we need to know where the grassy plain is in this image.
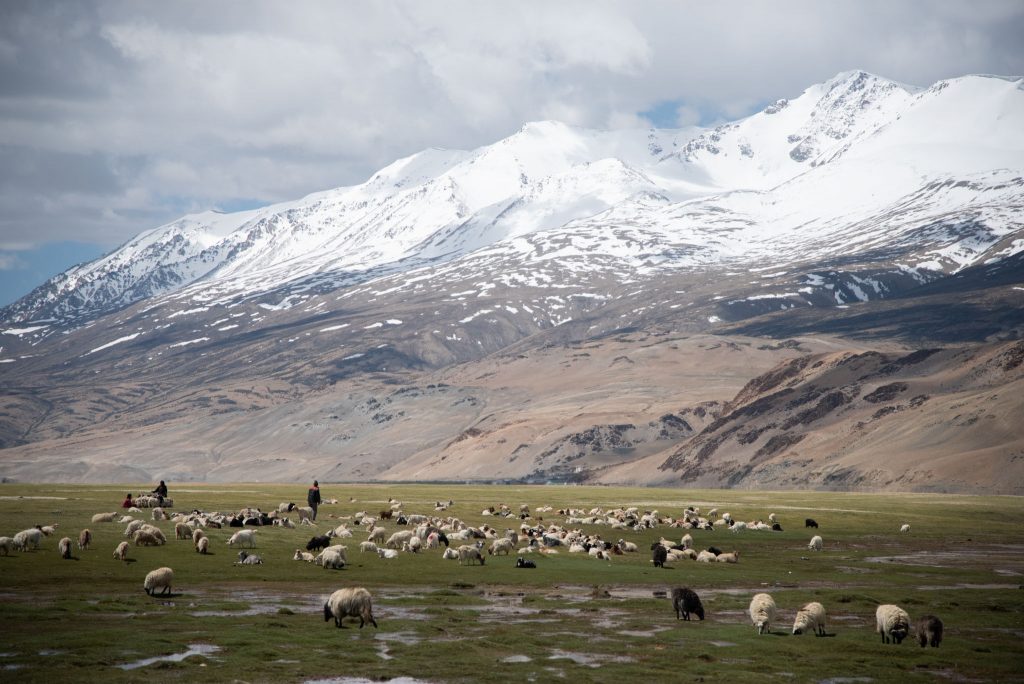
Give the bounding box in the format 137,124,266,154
0,482,1022,683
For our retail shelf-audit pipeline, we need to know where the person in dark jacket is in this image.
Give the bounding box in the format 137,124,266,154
307,480,321,521
152,480,168,504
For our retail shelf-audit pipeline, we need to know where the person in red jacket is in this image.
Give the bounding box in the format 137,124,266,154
122,493,134,508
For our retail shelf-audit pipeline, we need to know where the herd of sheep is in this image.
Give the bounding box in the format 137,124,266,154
1,495,946,644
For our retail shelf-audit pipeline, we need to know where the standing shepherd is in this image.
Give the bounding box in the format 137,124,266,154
307,480,321,521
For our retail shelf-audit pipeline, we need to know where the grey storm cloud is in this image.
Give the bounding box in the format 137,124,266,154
1,0,1023,251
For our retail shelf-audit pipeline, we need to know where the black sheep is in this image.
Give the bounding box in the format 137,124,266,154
771,522,783,531
306,535,331,552
651,543,668,568
805,518,819,528
671,587,705,621
707,546,723,556
916,615,943,648
515,557,536,569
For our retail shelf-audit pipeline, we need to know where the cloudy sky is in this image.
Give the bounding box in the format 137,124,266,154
1,0,1022,305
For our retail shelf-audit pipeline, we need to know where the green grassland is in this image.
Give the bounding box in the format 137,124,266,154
1,482,1022,683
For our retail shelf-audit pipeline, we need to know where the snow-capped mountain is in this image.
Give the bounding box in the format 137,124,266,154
5,70,1021,335
1,70,1023,489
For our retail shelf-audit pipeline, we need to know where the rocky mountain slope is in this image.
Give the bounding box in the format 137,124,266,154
1,70,1022,491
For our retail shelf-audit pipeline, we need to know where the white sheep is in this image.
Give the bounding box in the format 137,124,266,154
40,524,58,536
134,531,161,547
0,536,13,555
295,506,314,523
768,513,777,524
489,538,514,556
227,529,257,548
138,524,166,544
294,549,316,563
58,537,72,559
359,541,378,553
695,550,717,563
749,593,777,634
792,601,827,636
681,534,693,549
441,547,459,560
192,529,205,545
367,526,388,544
876,604,911,644
403,536,423,554
152,507,167,521
457,544,485,565
91,512,118,524
143,567,174,596
195,537,209,554
124,520,145,538
118,515,134,524
808,535,823,551
716,551,740,563
617,539,638,553
113,541,129,561
175,523,192,540
385,530,414,549
332,524,353,538
900,524,911,533
323,587,378,628
13,528,42,551
78,529,92,550
731,521,748,533
377,548,399,560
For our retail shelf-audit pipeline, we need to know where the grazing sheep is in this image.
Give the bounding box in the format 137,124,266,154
367,526,387,544
671,587,705,621
323,587,378,629
124,520,145,538
13,528,42,551
651,544,668,568
174,523,192,540
358,541,378,553
294,549,316,563
488,538,514,556
227,529,257,548
143,567,174,596
916,615,943,648
515,557,536,569
195,537,209,554
306,535,331,552
77,529,92,550
192,529,205,545
457,544,485,566
113,541,129,561
0,537,13,555
808,535,823,551
900,523,911,533
805,518,819,528
716,551,739,564
385,530,414,549
91,512,118,524
295,506,314,523
441,547,459,560
792,602,827,636
876,604,911,644
134,531,161,547
317,548,347,569
235,550,264,565
152,507,167,521
138,524,167,544
58,537,72,559
749,593,777,634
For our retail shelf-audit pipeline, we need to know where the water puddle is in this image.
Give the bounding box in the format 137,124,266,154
617,626,671,638
709,640,737,647
916,583,1019,591
548,649,633,667
38,650,65,656
819,678,873,684
502,655,533,663
116,643,221,670
307,679,433,684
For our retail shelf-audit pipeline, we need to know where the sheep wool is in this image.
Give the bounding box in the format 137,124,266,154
457,544,485,565
78,529,92,550
113,541,129,561
792,602,827,636
324,587,378,629
716,551,740,563
134,531,161,547
749,593,777,635
175,523,192,540
195,537,210,554
808,535,824,551
876,604,911,644
900,523,911,533
227,529,257,548
91,512,118,524
143,567,174,596
58,537,72,559
0,536,13,556
13,528,42,551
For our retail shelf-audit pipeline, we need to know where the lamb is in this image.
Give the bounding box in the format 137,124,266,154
58,536,72,559
195,537,209,554
13,528,43,551
91,512,118,524
78,528,92,550
805,518,819,528
808,535,823,551
876,604,911,644
792,601,827,636
323,587,378,629
227,529,257,548
671,587,705,621
916,615,943,648
749,593,777,634
377,548,399,560
651,544,668,568
235,550,264,565
900,523,911,533
457,544,485,565
715,551,739,563
113,541,129,561
175,523,192,540
143,567,174,596
294,549,316,562
0,537,13,555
